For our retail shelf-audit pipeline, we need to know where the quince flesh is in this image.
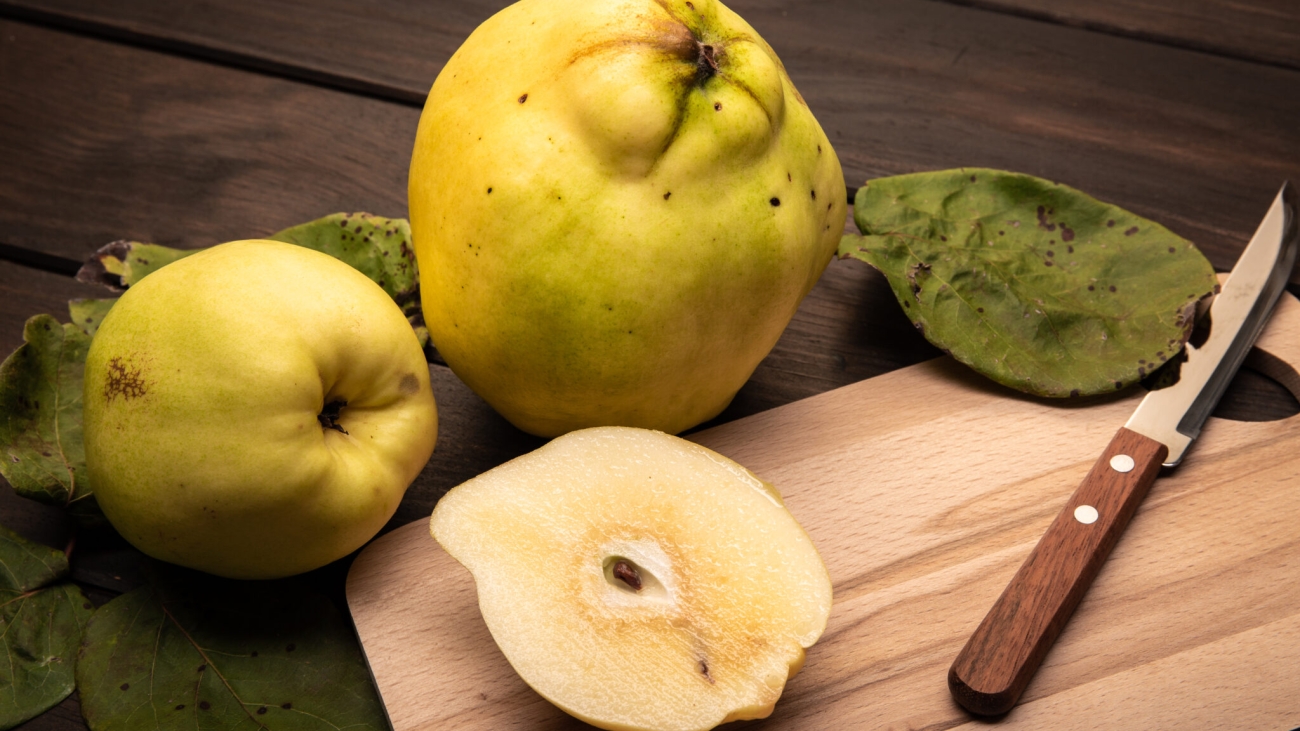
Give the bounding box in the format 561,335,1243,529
430,427,833,731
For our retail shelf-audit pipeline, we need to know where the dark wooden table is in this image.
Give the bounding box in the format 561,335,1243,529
2,1,1298,728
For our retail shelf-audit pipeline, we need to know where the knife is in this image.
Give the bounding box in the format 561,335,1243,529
948,182,1299,717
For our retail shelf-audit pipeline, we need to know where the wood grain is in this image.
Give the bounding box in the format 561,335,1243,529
3,2,1300,279
0,0,512,104
0,19,415,261
937,0,1300,71
0,260,104,358
954,613,1300,730
949,427,1166,715
346,293,1300,730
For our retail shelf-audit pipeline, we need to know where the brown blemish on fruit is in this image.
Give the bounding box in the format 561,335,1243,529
770,197,780,206
699,659,715,684
399,374,420,395
518,93,528,103
613,560,642,591
664,191,672,200
104,356,147,403
713,101,721,111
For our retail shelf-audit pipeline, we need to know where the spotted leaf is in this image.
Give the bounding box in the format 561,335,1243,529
0,315,99,520
0,524,95,728
77,565,387,731
839,168,1219,397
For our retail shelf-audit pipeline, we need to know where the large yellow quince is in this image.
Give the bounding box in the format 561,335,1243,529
409,0,846,437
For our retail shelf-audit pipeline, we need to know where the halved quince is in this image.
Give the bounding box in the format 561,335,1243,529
430,427,833,731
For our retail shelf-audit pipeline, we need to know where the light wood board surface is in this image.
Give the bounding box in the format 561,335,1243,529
346,292,1300,731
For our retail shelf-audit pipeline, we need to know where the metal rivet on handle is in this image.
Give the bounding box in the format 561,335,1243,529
1074,505,1099,524
1110,454,1135,473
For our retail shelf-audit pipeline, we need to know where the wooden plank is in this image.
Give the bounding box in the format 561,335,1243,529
0,0,503,103
0,260,103,358
346,292,1300,731
0,19,415,261
939,0,1300,71
2,2,1299,278
952,613,1300,730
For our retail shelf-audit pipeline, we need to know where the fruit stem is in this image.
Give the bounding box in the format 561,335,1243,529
695,41,718,82
318,399,349,434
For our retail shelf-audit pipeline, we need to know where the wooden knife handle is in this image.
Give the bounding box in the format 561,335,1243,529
948,427,1168,716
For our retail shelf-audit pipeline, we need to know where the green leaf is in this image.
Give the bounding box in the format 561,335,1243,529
0,524,95,728
78,241,199,290
73,215,428,349
270,213,427,348
77,566,388,731
0,315,99,519
68,298,119,337
839,168,1219,396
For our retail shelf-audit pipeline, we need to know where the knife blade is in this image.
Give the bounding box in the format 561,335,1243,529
948,182,1299,717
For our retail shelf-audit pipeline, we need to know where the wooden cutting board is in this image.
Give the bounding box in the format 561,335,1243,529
346,292,1300,731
